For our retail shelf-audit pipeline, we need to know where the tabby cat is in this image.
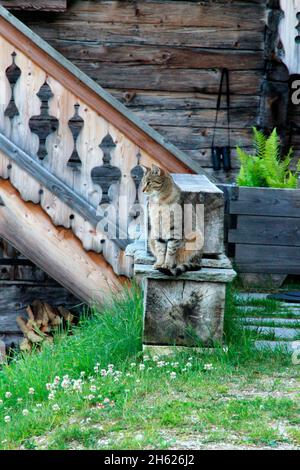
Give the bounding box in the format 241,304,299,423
141,165,204,276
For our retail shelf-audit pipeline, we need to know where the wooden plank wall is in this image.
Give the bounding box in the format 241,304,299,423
15,0,267,183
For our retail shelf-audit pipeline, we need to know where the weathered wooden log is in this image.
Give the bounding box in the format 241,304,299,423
171,174,224,255
0,179,126,305
137,256,236,347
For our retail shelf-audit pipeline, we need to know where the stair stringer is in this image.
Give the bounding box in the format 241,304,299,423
0,179,126,305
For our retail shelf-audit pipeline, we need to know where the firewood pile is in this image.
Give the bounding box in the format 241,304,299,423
17,300,74,352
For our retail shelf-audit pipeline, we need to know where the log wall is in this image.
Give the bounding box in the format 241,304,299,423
15,0,267,183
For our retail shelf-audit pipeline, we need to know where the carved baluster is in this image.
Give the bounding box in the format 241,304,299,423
4,52,21,120
29,81,59,160
67,103,84,170
91,134,121,205
129,150,145,242
130,151,144,204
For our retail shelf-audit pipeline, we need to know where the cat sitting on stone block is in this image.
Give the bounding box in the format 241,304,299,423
141,165,204,276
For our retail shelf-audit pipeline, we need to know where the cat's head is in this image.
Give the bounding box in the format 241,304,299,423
141,164,167,194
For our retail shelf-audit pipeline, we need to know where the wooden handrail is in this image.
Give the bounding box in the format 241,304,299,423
0,5,208,177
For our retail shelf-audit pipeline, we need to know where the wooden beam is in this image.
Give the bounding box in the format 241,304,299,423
0,179,126,305
0,6,208,178
0,133,129,250
0,1,67,12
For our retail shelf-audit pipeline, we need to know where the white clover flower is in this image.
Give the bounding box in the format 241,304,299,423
17,397,23,403
170,372,177,379
4,416,11,423
157,361,165,368
80,371,85,377
61,378,71,389
94,366,99,373
53,377,60,386
126,373,132,377
87,394,95,401
0,399,3,405
36,403,42,408
130,363,136,368
186,362,192,368
136,379,141,384
52,404,60,412
46,383,52,391
204,363,213,371
108,364,114,369
100,369,107,377
143,355,150,361
153,355,159,362
72,379,83,392
139,364,145,371
48,391,56,400
90,385,97,392
103,398,110,404
22,409,29,416
28,388,35,395
5,392,12,399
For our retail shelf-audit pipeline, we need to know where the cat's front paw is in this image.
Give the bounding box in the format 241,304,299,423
153,262,164,270
162,263,176,270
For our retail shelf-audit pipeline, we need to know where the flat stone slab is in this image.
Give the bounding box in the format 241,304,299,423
135,264,236,283
246,326,300,340
254,341,300,353
241,317,300,326
235,306,300,317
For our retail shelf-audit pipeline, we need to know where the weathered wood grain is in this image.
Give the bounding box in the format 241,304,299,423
134,108,258,129
0,180,126,304
39,43,264,70
72,64,263,94
112,91,261,111
0,1,66,11
171,174,224,255
27,22,264,50
230,187,300,217
143,279,227,346
63,1,265,29
229,215,300,247
235,244,300,275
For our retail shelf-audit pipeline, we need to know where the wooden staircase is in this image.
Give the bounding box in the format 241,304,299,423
0,6,208,304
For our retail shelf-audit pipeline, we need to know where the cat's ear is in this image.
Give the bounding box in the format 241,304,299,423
151,164,165,176
141,165,150,174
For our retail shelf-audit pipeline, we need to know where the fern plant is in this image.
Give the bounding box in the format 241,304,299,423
236,128,300,188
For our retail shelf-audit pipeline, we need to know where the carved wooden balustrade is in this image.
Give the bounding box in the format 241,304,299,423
0,6,204,278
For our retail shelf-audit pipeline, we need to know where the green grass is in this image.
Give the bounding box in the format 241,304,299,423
0,284,299,450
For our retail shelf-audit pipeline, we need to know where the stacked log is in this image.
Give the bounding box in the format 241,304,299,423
17,300,74,351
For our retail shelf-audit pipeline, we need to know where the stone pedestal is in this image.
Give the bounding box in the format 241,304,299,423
135,254,236,347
